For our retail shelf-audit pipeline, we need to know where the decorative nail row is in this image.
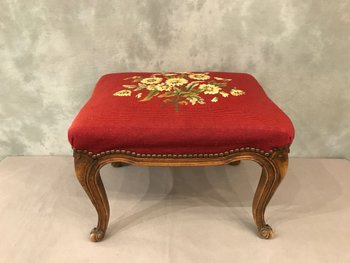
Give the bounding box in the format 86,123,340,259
73,146,291,160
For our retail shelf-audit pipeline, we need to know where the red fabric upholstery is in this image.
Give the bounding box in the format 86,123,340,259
68,72,294,154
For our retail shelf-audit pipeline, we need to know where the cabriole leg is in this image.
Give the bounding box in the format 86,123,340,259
74,152,110,242
252,149,289,239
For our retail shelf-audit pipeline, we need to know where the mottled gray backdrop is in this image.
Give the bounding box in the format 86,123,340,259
1,0,349,160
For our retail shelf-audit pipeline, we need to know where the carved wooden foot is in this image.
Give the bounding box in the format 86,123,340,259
252,148,289,239
90,227,105,242
74,152,110,242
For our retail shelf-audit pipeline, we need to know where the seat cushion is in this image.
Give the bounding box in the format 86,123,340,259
68,72,294,155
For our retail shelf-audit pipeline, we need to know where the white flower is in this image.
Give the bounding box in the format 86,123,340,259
146,83,172,91
136,93,142,99
211,97,218,102
198,84,221,94
146,85,157,91
187,97,198,105
187,97,205,105
140,77,163,85
220,91,229,97
166,78,188,86
155,83,172,91
113,90,132,96
230,88,245,96
122,85,136,89
188,73,210,81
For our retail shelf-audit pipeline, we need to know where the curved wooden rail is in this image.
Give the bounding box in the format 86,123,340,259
74,146,289,241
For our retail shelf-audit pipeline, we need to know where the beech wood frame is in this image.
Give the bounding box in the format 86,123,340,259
74,146,289,242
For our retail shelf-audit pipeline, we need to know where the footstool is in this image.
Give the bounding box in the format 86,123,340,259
68,72,294,241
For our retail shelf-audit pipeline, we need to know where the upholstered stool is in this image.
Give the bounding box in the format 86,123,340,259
68,72,294,241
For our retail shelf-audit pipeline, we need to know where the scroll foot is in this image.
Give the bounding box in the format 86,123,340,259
258,224,273,239
90,227,105,242
252,147,289,239
74,152,110,242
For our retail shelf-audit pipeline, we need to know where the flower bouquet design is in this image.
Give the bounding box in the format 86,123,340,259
113,72,245,111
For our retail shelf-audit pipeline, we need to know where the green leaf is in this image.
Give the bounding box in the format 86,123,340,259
185,82,199,91
141,90,159,101
174,87,181,93
158,92,176,98
181,91,198,98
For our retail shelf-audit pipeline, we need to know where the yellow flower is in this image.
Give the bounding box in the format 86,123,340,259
230,88,245,96
140,77,163,85
187,97,198,105
113,90,132,96
188,73,210,81
198,84,221,94
187,97,205,105
220,91,229,97
211,97,218,102
155,83,172,91
146,83,172,91
166,78,188,86
146,85,157,91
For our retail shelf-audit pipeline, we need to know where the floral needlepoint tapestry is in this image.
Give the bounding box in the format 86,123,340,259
113,72,245,111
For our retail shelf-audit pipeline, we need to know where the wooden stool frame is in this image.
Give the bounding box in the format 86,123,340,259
74,146,289,242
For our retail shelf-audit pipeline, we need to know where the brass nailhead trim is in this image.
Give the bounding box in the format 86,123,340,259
74,145,289,159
